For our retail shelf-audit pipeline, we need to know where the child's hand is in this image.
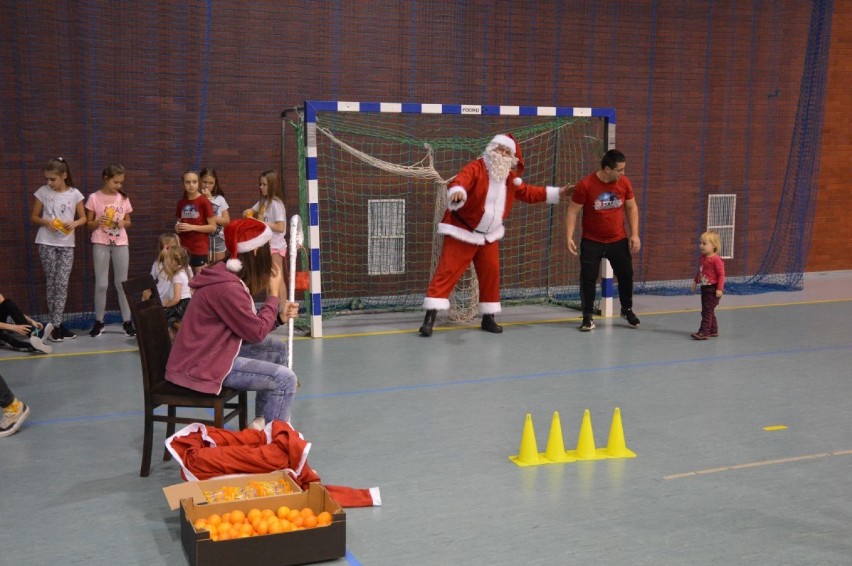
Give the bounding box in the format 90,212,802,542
6,323,33,336
281,301,299,320
716,290,723,298
691,282,697,293
50,218,71,233
244,209,255,218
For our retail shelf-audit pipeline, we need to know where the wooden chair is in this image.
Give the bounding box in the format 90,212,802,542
122,275,248,477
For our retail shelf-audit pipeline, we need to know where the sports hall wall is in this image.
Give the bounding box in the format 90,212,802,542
0,1,843,324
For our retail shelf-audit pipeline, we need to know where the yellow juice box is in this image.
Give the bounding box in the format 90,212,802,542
52,218,71,234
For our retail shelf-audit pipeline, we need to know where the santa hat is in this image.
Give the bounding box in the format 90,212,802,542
489,133,525,185
225,218,273,272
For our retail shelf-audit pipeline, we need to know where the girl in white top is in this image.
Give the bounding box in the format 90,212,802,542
85,164,135,338
199,167,230,263
243,170,288,314
151,245,193,329
30,157,86,342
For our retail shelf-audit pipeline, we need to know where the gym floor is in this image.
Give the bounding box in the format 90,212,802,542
2,270,852,565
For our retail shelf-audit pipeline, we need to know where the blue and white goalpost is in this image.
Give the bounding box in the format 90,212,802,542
302,100,617,338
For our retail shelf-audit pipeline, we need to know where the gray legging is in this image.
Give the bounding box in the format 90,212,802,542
92,243,131,322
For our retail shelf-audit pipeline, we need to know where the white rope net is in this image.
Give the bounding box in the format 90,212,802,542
318,126,479,322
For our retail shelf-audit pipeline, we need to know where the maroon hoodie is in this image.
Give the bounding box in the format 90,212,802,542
165,262,279,394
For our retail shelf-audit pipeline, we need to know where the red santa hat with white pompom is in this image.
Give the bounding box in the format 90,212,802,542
225,218,273,272
489,133,525,185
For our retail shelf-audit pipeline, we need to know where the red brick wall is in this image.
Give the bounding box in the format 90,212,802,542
0,1,840,321
809,0,852,271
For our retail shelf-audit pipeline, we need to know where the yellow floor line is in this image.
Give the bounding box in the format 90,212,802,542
0,347,139,362
320,296,852,339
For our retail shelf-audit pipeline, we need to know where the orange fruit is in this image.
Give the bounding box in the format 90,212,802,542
286,509,300,522
229,509,246,524
317,511,332,526
276,506,291,520
221,512,231,524
279,520,293,532
217,522,231,535
304,515,318,528
256,520,269,535
218,531,231,541
292,516,304,528
300,507,315,518
239,523,254,536
247,508,262,524
268,521,284,534
261,509,275,519
206,513,222,527
193,518,208,531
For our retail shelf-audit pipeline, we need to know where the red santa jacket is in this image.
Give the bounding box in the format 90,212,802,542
438,158,560,245
165,421,381,508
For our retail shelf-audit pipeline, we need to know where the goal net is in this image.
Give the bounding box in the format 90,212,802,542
297,101,613,337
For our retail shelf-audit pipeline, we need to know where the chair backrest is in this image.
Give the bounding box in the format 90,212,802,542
122,276,172,399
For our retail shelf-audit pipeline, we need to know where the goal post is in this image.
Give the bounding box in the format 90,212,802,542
300,100,616,338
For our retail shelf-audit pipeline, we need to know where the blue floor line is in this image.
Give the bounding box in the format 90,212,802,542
24,342,851,426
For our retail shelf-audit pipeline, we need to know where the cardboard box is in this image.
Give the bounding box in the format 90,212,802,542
163,471,302,511
180,483,346,566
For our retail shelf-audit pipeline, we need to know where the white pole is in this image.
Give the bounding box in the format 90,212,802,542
601,258,614,318
287,215,304,369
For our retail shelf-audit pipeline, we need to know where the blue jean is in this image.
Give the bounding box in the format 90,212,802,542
222,336,297,422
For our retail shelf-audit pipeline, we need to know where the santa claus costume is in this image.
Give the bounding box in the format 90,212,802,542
419,133,562,336
166,420,381,507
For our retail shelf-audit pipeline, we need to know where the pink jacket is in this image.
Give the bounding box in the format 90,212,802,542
165,262,279,394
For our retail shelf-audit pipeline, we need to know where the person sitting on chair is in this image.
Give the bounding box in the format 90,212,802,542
165,218,299,429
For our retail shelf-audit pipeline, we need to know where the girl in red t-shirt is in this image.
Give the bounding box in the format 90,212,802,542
175,170,216,274
691,231,725,340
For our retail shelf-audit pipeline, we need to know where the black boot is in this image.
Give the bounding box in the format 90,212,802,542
481,314,503,334
419,309,437,337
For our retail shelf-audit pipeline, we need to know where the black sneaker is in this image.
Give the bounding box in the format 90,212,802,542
621,309,640,327
579,316,596,331
123,321,137,337
89,321,105,337
50,326,64,342
60,325,76,339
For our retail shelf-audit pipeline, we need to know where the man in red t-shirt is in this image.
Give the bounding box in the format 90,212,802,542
565,149,641,331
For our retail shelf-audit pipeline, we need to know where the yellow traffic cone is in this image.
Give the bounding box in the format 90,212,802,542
605,407,637,458
509,413,542,467
566,409,607,460
544,412,575,463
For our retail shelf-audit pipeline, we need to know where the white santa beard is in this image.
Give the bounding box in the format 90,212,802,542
485,150,513,183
